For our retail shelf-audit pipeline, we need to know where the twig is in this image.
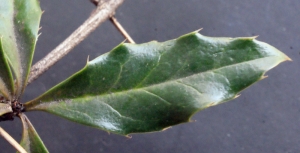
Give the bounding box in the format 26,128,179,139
0,127,27,153
91,1,135,43
110,16,135,43
27,0,124,84
90,0,99,6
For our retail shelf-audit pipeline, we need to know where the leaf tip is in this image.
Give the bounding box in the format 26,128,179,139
162,127,172,131
260,75,268,80
251,35,259,39
86,55,90,63
194,28,203,33
234,94,241,99
286,56,292,61
206,102,218,107
125,135,132,139
277,52,292,63
121,39,127,44
189,119,196,123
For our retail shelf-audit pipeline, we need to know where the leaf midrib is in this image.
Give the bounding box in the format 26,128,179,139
46,55,278,103
97,55,276,96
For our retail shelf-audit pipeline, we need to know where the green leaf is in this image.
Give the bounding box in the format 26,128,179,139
0,0,42,97
19,114,49,153
0,103,12,116
0,39,14,100
24,32,290,135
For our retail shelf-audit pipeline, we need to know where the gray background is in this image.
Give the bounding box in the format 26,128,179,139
0,0,299,152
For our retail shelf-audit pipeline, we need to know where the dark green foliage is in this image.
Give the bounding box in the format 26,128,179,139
25,32,289,135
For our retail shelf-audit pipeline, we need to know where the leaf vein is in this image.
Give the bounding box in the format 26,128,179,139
99,101,140,122
175,81,203,95
140,89,171,105
134,50,164,88
140,56,276,92
56,105,94,122
107,63,123,92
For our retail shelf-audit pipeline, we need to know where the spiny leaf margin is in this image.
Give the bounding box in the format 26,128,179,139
25,32,290,135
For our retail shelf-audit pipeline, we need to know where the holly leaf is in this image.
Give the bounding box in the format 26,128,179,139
0,103,12,116
0,39,14,100
25,32,290,135
0,0,42,97
19,114,49,153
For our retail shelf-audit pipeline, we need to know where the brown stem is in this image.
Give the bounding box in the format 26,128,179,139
90,0,99,6
110,16,135,43
91,0,135,43
0,127,27,153
27,0,124,84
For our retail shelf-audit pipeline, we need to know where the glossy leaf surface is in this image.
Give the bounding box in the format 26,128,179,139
20,114,49,153
0,0,42,97
25,32,290,135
